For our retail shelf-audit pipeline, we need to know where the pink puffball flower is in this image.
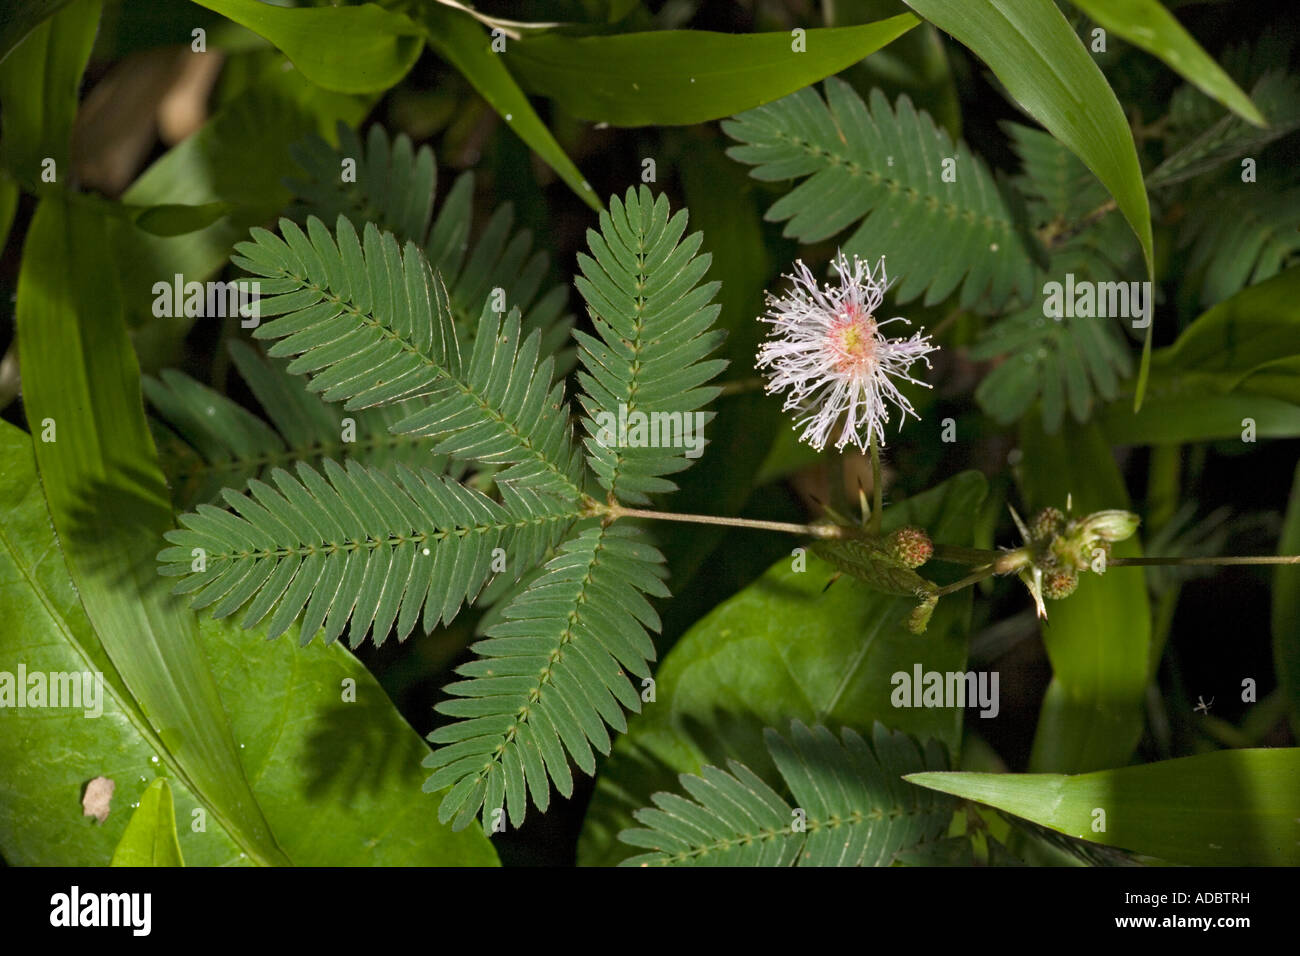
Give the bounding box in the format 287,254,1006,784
756,251,938,453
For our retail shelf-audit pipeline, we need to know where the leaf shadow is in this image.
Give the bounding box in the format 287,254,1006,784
299,697,420,803
58,463,183,606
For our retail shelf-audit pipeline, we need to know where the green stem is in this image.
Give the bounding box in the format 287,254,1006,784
869,433,882,538
716,376,766,397
931,543,1000,566
935,565,996,597
1146,444,1181,536
1110,555,1300,566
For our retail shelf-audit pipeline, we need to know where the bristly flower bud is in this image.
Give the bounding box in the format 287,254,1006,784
888,526,933,569
1043,568,1079,600
1029,507,1064,543
1010,504,1137,617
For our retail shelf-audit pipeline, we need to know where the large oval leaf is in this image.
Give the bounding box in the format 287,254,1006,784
191,0,422,94
0,419,496,866
1069,0,1263,126
908,748,1300,865
506,14,919,126
413,5,599,211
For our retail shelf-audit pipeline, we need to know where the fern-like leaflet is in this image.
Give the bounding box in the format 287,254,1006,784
425,522,668,830
158,460,577,646
618,721,953,866
575,188,728,504
970,124,1136,432
235,214,584,500
723,78,1038,312
145,341,441,509
147,125,576,510
287,122,574,358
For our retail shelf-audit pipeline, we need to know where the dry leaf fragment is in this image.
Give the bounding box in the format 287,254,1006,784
82,776,115,824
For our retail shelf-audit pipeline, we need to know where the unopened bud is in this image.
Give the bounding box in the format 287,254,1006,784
1080,510,1140,543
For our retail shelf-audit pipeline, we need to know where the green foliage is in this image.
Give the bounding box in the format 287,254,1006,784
0,0,75,62
411,2,601,210
2,347,492,869
724,78,1038,312
288,123,437,250
188,0,423,94
150,185,725,830
3,0,1297,874
575,186,727,503
619,721,952,866
145,124,579,509
970,125,1136,431
1067,0,1262,125
18,195,287,865
0,0,97,186
287,122,574,355
1152,72,1300,192
110,780,184,867
426,523,668,831
1017,419,1150,774
578,473,985,865
901,0,1157,405
901,0,1154,283
157,460,579,646
233,215,584,498
1181,186,1300,307
145,342,437,509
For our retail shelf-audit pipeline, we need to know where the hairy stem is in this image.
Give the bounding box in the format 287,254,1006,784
1110,554,1300,567
605,503,844,539
936,542,1300,569
603,508,1300,566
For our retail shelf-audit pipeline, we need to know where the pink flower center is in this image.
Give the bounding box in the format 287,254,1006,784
825,305,878,377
